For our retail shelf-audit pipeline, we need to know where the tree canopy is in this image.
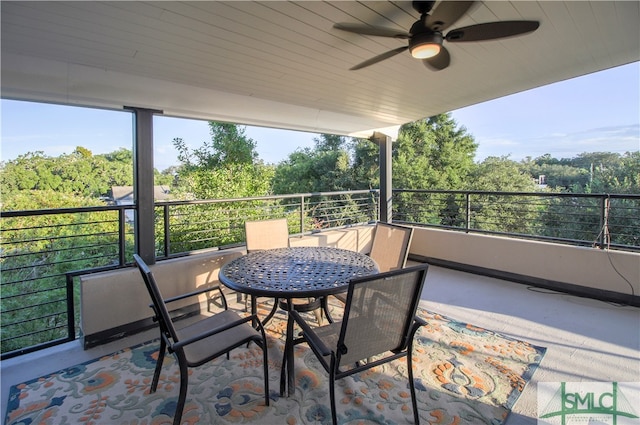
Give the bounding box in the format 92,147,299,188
2,114,637,212
273,134,359,194
393,114,477,190
0,148,134,208
171,122,273,199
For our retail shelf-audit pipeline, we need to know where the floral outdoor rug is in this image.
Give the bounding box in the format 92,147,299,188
5,301,545,425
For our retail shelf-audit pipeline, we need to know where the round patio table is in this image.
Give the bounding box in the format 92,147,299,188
219,246,379,396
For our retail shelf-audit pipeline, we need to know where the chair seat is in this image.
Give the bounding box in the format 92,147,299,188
310,318,400,366
307,322,342,361
176,310,262,367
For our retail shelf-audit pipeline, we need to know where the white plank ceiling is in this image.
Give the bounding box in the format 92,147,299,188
1,1,638,138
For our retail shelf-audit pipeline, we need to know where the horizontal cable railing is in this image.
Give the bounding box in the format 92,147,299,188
392,190,640,250
1,189,638,358
0,206,133,358
154,190,378,257
0,190,378,358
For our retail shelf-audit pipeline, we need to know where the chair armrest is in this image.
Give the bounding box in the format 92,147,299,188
164,285,222,304
408,315,428,340
148,286,223,312
172,314,256,350
289,310,333,357
414,316,427,327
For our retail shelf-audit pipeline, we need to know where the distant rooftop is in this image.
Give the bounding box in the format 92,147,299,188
111,186,172,204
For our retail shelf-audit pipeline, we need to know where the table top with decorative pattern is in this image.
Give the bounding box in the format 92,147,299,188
219,246,379,298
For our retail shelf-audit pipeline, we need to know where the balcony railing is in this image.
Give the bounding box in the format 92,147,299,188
393,190,640,250
1,189,638,358
0,190,378,358
154,190,378,256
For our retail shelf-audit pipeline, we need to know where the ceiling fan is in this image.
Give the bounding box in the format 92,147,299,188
334,1,539,71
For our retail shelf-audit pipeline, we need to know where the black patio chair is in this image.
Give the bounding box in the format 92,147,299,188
133,254,269,425
286,263,429,425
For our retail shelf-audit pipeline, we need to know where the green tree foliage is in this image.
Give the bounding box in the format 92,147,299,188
520,154,589,189
0,152,42,193
0,148,133,202
169,122,277,250
467,156,536,192
519,151,639,193
393,114,477,191
536,152,640,245
273,134,358,194
273,134,373,228
156,166,178,186
577,151,640,194
391,114,477,225
618,151,640,193
2,189,101,211
1,190,129,353
172,122,272,199
174,122,257,171
351,138,379,189
465,156,539,233
183,164,274,200
1,147,139,353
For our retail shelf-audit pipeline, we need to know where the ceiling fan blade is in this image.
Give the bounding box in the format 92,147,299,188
446,21,540,42
350,46,409,70
423,45,450,71
425,1,475,32
333,23,410,39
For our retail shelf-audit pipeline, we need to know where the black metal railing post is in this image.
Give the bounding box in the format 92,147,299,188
163,204,171,257
65,273,76,341
597,194,605,249
119,209,127,265
465,192,471,233
300,194,305,234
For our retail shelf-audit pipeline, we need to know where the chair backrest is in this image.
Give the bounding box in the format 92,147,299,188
337,264,428,366
245,218,290,252
369,222,414,272
133,254,180,344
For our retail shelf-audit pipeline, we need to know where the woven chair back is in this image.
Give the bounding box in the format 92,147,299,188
337,265,428,366
369,222,414,272
245,218,290,252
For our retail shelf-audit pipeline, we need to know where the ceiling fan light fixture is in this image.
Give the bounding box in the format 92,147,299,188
409,32,442,59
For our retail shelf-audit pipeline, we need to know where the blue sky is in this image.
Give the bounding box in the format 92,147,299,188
1,62,638,171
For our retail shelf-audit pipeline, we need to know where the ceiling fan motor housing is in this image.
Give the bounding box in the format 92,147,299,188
409,32,443,58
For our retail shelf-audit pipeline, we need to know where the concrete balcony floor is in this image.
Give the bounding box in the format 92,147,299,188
1,266,638,423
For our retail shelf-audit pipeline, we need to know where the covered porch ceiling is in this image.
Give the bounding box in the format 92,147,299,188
1,1,639,139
